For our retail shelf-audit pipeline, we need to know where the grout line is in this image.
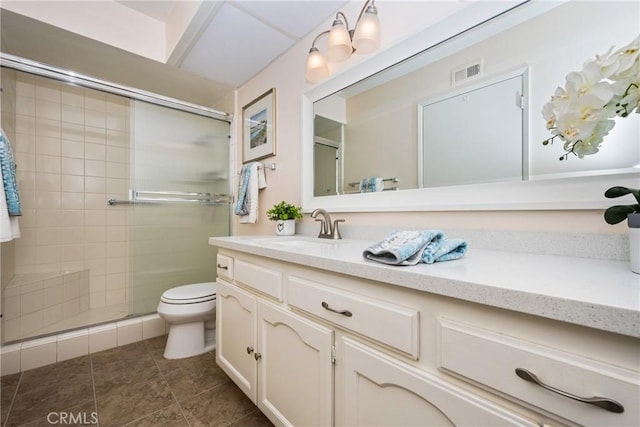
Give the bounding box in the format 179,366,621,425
88,353,100,427
149,344,192,427
1,371,23,427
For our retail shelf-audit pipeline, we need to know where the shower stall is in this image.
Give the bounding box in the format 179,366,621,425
0,56,231,345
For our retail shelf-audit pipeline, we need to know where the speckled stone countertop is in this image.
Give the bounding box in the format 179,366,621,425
209,235,640,338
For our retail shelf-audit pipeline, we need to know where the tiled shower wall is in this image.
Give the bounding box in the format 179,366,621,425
0,68,131,315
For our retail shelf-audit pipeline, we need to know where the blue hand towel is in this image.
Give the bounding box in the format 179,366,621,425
363,230,443,266
421,238,467,264
0,130,21,216
363,230,468,266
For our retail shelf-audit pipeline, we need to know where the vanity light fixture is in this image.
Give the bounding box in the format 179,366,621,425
305,0,380,83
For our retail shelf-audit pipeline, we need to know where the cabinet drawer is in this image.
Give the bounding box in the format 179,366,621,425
216,254,234,281
438,318,640,426
234,259,283,301
287,275,419,358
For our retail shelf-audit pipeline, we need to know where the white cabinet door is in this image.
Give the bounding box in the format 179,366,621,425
337,336,538,427
216,279,258,402
257,300,334,427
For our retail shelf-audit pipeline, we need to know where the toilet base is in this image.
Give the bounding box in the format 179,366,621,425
164,321,216,359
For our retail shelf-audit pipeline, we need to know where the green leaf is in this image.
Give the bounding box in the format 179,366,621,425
604,186,640,202
603,204,637,225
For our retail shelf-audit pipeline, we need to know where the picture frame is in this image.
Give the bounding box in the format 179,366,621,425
242,88,276,163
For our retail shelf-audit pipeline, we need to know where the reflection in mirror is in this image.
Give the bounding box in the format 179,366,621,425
313,0,639,197
314,116,343,196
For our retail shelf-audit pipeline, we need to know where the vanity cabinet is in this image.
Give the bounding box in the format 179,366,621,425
214,248,639,427
216,278,333,426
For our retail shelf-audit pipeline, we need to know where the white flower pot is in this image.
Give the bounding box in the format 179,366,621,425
275,219,295,236
628,213,640,274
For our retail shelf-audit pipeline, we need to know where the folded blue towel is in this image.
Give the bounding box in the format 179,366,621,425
363,230,443,265
421,238,467,264
363,230,467,266
0,130,21,216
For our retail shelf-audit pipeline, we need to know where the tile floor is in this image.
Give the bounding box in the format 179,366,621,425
1,335,274,426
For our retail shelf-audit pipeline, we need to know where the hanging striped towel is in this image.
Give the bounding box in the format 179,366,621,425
0,129,21,216
235,162,267,224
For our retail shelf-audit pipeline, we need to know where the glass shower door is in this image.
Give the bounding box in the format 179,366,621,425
129,101,230,314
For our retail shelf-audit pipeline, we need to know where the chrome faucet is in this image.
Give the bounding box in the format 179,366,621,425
310,208,344,239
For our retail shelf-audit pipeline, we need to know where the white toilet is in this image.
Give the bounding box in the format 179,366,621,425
157,282,217,359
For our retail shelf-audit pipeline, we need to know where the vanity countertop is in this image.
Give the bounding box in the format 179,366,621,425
209,235,640,338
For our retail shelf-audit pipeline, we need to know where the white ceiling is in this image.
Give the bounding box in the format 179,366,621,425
118,0,348,87
0,0,349,106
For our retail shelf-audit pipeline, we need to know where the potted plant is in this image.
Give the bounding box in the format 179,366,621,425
604,186,640,274
266,201,303,236
542,36,639,273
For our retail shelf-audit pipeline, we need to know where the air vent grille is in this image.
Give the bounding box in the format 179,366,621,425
452,60,482,85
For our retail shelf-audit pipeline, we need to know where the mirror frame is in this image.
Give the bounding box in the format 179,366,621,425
301,0,639,213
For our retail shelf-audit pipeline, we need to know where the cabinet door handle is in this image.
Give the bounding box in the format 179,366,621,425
254,352,262,360
217,264,228,270
321,301,352,317
246,346,254,354
515,368,624,414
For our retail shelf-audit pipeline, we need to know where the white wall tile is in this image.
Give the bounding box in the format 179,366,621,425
88,324,117,353
57,330,89,362
21,336,57,371
141,314,166,340
0,344,22,376
116,318,142,346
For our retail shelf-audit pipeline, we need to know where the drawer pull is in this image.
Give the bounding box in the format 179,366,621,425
246,346,254,354
217,264,228,270
515,368,624,414
321,301,352,317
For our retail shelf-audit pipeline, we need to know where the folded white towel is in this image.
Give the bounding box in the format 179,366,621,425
238,162,267,224
1,163,20,242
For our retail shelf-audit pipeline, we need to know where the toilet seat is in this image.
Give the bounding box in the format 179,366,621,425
160,282,216,305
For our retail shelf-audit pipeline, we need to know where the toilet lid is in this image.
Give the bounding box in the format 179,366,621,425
161,282,216,303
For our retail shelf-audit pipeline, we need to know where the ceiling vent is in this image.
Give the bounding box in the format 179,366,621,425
452,59,482,85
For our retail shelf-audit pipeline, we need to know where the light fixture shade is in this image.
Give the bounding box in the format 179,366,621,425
305,48,329,83
327,21,352,62
352,6,380,54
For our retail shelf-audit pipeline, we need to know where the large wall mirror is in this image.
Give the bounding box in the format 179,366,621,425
302,0,639,212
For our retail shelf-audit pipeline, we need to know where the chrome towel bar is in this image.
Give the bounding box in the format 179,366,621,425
107,189,233,206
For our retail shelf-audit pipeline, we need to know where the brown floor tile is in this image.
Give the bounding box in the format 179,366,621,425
162,352,230,402
1,373,21,425
6,357,94,427
123,403,189,427
181,382,256,427
2,336,270,427
229,408,274,427
15,399,97,427
96,376,174,426
90,341,149,368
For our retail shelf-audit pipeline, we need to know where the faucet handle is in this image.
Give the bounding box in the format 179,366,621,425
315,219,327,236
332,219,345,240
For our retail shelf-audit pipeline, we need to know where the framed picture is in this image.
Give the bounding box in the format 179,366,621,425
242,88,276,163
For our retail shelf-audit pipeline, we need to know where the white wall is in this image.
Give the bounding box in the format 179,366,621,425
232,0,630,237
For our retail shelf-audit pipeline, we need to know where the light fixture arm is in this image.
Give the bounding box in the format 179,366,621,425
310,30,330,50
335,11,350,33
